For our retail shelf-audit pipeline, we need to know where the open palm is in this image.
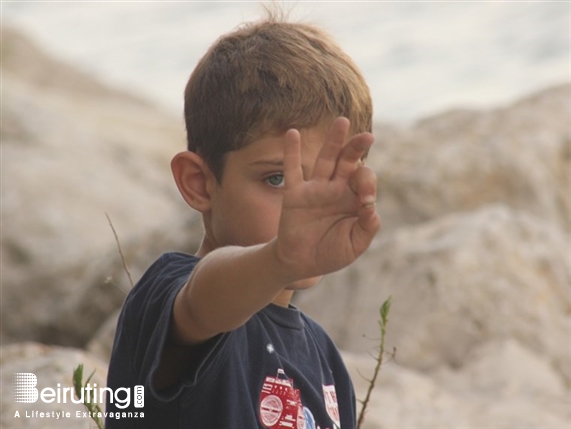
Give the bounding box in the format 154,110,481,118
275,117,381,282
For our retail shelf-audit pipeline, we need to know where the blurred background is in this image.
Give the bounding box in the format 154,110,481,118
2,2,570,428
3,1,569,123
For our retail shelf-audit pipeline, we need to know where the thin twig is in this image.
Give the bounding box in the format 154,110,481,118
357,296,392,429
104,276,128,295
105,212,134,288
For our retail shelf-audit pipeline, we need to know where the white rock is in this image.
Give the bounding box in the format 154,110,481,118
370,84,570,232
344,352,473,429
432,339,570,429
87,311,120,363
343,339,570,429
297,205,571,383
0,342,108,428
2,27,202,346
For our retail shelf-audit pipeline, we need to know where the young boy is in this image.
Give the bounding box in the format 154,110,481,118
106,11,380,429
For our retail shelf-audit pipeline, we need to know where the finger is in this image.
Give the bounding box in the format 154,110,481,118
352,205,381,256
311,117,350,180
349,165,378,208
283,128,304,189
350,166,381,254
333,132,374,181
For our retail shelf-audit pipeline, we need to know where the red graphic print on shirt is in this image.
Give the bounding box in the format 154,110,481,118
259,369,306,429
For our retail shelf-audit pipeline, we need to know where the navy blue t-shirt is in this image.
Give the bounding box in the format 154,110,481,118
106,252,356,428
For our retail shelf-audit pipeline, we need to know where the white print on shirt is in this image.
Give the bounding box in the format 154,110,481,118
322,385,341,428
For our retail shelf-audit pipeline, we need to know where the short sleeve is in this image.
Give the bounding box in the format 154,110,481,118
109,252,199,404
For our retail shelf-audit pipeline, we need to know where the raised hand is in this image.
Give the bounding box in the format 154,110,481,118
275,117,381,284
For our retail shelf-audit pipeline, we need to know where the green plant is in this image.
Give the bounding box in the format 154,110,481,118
72,364,104,429
357,296,393,429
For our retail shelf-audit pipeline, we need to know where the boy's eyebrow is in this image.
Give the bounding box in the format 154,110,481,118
248,159,284,167
249,159,309,176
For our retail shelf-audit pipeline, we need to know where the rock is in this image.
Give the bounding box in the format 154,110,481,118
296,205,571,383
2,27,202,346
344,352,473,429
370,84,571,232
343,338,569,429
0,342,108,428
440,338,570,428
438,338,567,398
87,311,120,363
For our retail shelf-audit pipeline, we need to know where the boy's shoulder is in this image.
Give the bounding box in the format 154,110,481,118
156,251,199,266
139,252,199,281
124,252,200,306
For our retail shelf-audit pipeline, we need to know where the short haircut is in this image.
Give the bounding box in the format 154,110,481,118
184,12,373,181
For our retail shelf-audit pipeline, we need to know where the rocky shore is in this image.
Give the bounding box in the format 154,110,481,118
2,27,569,428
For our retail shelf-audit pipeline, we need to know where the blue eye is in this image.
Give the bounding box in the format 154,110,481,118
266,174,284,188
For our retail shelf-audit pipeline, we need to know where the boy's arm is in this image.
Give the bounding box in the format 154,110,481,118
172,117,380,346
171,241,293,345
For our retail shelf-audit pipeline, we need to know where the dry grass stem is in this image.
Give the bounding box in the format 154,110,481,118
105,212,134,288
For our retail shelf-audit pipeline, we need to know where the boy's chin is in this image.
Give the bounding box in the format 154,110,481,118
285,276,323,291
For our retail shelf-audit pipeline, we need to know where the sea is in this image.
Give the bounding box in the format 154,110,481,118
2,1,569,124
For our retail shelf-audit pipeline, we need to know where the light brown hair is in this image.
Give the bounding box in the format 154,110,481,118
184,11,373,180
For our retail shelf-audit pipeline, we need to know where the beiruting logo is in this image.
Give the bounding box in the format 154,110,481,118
12,373,144,421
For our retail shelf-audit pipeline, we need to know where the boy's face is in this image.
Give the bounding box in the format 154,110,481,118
204,126,327,290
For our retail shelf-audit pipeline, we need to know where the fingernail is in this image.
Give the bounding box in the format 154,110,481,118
362,195,376,207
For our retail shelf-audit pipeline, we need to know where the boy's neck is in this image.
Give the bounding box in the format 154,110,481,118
272,289,294,308
195,237,214,258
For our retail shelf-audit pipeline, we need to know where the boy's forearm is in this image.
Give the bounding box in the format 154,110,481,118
172,239,293,345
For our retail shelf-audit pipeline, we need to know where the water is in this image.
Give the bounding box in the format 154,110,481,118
3,1,569,124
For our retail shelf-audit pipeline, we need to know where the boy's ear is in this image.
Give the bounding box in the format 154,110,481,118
171,151,215,213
